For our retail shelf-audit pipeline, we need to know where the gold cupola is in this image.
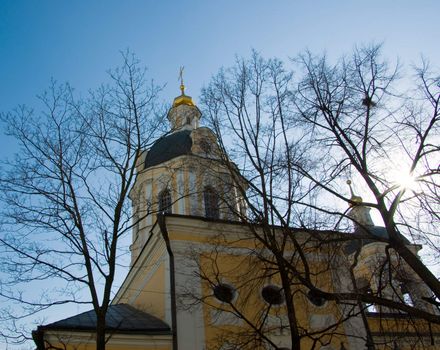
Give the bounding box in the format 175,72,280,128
172,82,195,108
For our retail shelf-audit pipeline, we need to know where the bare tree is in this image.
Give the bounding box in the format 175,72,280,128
0,52,165,349
294,45,439,293
194,46,439,349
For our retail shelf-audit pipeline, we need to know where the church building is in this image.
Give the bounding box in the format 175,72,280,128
33,81,439,350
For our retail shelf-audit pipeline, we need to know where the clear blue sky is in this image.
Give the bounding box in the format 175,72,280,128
0,0,439,346
1,0,439,116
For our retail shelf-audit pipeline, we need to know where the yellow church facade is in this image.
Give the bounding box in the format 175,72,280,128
33,85,440,350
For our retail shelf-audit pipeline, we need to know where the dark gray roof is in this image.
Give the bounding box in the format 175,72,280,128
38,304,170,334
144,130,192,168
344,226,391,255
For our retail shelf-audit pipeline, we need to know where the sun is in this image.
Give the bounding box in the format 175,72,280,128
390,168,417,191
397,172,417,190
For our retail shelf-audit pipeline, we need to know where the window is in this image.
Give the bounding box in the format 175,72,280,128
133,193,141,234
307,290,327,307
364,287,377,313
200,139,212,154
158,189,172,214
261,285,285,305
133,211,139,234
204,186,219,219
366,303,377,313
213,284,235,303
400,283,414,306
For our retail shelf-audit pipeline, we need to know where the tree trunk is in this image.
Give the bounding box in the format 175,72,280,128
96,311,106,350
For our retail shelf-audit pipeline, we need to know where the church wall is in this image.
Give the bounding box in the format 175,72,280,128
131,214,439,350
114,229,171,324
163,216,356,350
197,253,352,350
367,315,440,349
131,261,167,321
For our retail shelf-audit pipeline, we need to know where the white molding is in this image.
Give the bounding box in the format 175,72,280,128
189,170,198,215
145,181,153,226
164,253,172,326
173,253,206,350
177,169,185,215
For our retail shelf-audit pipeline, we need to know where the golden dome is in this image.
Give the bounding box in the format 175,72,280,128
172,94,195,107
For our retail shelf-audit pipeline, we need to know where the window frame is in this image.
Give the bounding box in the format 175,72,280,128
158,189,172,214
204,186,220,219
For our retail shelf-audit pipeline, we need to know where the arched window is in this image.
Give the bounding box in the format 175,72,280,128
307,290,327,307
213,283,236,303
364,287,377,313
204,186,219,219
400,282,414,306
158,189,172,214
261,285,285,305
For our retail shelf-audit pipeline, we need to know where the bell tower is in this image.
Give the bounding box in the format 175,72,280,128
128,73,246,265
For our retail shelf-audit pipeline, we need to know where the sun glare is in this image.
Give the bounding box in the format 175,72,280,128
390,169,417,191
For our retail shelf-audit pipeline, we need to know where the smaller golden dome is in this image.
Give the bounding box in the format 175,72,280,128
172,93,195,108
